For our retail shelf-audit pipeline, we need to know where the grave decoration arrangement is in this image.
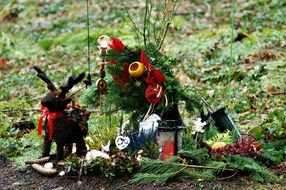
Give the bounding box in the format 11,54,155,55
27,0,285,184
77,34,284,184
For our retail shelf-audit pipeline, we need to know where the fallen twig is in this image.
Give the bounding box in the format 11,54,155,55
0,108,41,113
27,96,43,102
271,91,286,95
32,163,57,176
217,171,238,180
181,163,236,172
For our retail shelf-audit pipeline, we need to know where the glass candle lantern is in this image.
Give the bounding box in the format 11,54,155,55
158,120,184,160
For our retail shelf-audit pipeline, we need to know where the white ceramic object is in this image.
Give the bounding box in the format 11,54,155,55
115,136,130,150
139,114,161,135
85,150,109,163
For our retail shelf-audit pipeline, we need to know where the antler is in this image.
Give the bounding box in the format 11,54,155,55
59,73,85,97
33,66,57,91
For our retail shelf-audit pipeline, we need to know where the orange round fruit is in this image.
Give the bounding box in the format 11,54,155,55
211,142,226,151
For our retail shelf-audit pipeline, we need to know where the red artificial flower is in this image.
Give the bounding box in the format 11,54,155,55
145,83,164,104
146,69,166,84
140,50,166,84
140,50,153,71
112,75,125,89
109,37,125,51
112,63,130,89
122,63,130,83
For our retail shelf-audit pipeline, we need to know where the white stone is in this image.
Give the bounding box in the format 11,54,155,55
43,162,53,169
59,171,65,177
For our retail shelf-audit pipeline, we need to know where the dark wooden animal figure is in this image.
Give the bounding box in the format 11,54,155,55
33,66,89,160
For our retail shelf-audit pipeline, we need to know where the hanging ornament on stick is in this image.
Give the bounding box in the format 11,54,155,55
96,64,107,93
96,35,109,93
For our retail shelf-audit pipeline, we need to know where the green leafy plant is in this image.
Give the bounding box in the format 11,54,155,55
89,151,139,178
85,114,119,151
206,131,233,145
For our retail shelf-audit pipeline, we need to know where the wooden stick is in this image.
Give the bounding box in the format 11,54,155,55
178,157,236,171
217,171,238,180
182,163,236,172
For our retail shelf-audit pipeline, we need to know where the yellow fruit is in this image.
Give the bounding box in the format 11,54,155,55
129,62,144,77
211,142,226,151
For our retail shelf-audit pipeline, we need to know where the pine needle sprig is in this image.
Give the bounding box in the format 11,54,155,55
178,148,209,165
131,172,176,185
179,169,215,181
139,157,183,173
223,155,279,183
131,157,235,185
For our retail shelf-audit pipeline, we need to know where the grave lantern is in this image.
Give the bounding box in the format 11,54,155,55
158,120,185,160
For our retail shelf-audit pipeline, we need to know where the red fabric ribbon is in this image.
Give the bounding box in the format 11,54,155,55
140,50,153,71
140,50,166,84
38,105,63,141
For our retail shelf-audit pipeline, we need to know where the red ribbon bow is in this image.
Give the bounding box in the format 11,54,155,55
38,105,63,141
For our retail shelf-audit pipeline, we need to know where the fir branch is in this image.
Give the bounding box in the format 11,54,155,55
132,158,219,185
131,172,174,185
184,164,235,172
179,169,215,181
178,148,209,165
224,155,279,183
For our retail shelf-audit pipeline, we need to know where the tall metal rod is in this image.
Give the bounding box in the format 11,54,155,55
227,0,236,103
86,0,91,76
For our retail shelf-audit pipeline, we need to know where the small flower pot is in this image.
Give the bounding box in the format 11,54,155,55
211,107,241,139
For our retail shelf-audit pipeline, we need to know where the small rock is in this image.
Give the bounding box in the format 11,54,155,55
12,181,30,187
44,162,53,169
51,187,64,190
59,171,65,177
77,181,82,187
